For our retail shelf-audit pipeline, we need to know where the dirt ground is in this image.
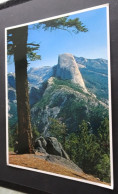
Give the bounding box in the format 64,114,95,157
9,152,110,186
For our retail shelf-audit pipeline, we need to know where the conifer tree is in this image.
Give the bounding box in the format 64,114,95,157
7,17,88,153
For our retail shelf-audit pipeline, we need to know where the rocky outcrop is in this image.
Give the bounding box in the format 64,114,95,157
35,154,83,174
35,136,69,160
46,137,69,160
53,53,87,93
35,136,47,154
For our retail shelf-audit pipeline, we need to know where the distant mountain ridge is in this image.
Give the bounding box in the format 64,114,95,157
8,54,108,132
8,54,108,104
28,66,53,88
75,56,108,74
75,56,108,103
27,55,108,102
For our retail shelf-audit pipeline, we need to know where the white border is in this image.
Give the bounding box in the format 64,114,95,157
5,3,114,190
0,0,10,4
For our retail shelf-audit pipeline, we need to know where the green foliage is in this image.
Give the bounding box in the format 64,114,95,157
7,30,41,62
59,98,88,132
9,125,18,149
53,78,88,95
34,16,88,33
95,154,110,182
76,120,110,182
9,147,14,152
49,118,68,148
9,130,14,148
64,120,110,182
27,46,41,61
80,68,108,101
32,125,40,142
34,86,54,109
77,121,100,173
97,118,110,155
65,133,78,163
9,102,18,127
32,77,108,135
89,105,108,134
47,117,110,182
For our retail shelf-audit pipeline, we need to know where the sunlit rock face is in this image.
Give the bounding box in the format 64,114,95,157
54,53,88,93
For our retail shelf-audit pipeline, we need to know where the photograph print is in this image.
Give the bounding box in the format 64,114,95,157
6,4,113,189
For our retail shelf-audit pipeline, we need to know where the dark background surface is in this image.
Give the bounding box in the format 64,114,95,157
0,180,50,193
0,0,118,193
0,0,32,10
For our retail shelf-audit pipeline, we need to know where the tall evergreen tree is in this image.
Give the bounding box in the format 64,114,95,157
49,118,68,149
97,117,110,155
7,17,88,153
77,120,100,173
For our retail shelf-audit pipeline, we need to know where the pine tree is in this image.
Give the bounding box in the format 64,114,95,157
49,118,68,149
7,17,88,154
77,120,100,173
97,117,110,155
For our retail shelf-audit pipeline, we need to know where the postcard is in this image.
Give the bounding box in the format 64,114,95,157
5,4,113,189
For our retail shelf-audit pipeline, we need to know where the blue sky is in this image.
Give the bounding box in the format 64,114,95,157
8,6,108,72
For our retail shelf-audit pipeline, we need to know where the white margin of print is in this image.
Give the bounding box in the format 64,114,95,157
5,3,114,190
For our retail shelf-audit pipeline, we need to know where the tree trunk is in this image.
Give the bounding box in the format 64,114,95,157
12,26,34,153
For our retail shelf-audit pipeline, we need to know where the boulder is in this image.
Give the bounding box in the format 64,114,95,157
37,147,47,154
39,136,47,149
35,136,69,160
35,137,47,154
61,147,70,160
46,137,62,156
35,139,42,148
46,137,69,160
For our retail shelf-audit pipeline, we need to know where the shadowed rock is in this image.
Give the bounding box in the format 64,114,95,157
46,137,69,160
34,136,47,154
35,136,69,160
39,136,47,149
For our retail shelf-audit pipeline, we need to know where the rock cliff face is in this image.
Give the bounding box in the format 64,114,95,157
53,53,87,93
